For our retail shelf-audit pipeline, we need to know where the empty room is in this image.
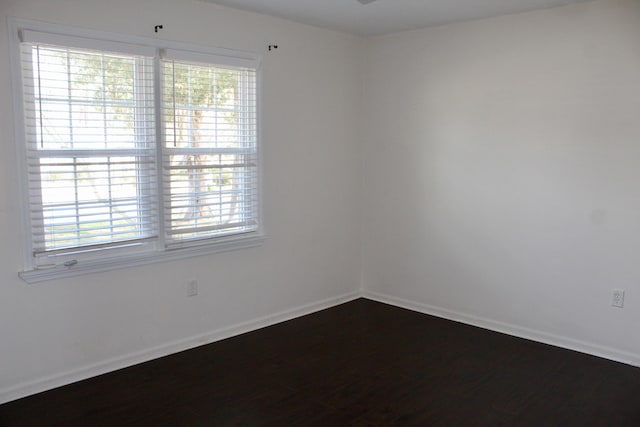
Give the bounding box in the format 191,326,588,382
1,0,639,425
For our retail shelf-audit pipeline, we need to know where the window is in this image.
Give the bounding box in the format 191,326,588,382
161,55,258,247
10,21,262,282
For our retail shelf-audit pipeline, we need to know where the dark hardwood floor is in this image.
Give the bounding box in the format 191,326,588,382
2,298,640,426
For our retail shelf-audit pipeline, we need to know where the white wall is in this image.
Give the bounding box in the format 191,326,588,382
362,0,640,364
0,0,363,402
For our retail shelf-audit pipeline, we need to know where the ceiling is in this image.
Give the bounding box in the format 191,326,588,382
201,0,591,36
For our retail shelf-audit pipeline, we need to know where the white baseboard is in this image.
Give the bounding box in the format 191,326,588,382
362,290,640,368
5,289,636,405
0,291,360,405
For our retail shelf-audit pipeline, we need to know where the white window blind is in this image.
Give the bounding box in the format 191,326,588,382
20,42,157,265
13,22,262,276
161,57,258,247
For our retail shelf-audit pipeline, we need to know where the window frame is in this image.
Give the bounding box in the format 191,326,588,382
9,18,264,283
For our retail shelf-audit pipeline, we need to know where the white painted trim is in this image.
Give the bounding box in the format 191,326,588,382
9,17,261,63
362,290,640,368
0,291,360,404
8,17,35,272
20,234,266,283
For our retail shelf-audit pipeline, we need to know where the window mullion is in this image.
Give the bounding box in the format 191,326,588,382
133,56,157,246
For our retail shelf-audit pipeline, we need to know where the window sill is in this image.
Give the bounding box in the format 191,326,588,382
19,234,265,284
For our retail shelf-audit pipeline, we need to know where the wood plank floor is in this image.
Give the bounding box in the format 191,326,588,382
2,298,640,426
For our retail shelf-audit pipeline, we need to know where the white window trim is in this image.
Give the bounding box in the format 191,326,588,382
19,235,265,283
9,18,265,284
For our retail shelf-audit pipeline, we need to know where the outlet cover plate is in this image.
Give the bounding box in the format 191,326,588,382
611,289,625,308
187,280,198,297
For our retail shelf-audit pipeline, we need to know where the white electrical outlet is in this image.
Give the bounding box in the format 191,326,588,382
187,279,198,297
611,289,625,308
